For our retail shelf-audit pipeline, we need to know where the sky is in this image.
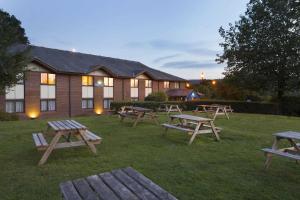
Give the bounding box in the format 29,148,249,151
0,0,249,79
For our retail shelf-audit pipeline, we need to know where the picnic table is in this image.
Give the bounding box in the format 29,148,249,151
262,131,300,170
194,104,230,121
32,120,102,165
158,104,182,115
162,114,221,145
119,106,159,127
60,167,178,200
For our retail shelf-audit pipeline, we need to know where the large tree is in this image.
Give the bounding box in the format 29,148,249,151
217,0,300,100
0,9,30,93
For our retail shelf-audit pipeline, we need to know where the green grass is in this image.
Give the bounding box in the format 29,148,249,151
0,112,300,200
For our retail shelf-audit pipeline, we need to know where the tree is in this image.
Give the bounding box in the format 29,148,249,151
217,0,300,100
0,9,30,93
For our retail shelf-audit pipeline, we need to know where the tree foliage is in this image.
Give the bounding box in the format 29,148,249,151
217,0,300,100
0,9,30,93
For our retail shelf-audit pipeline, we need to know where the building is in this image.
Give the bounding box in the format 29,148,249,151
0,45,186,119
166,89,203,101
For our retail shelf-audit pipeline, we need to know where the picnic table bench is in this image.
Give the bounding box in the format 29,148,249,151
162,114,221,145
60,167,178,200
193,104,230,121
119,106,159,127
32,120,102,165
157,104,182,115
262,131,300,170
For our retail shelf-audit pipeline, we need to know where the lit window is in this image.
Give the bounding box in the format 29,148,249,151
82,76,93,86
130,79,138,88
41,73,55,85
130,79,138,98
164,81,170,89
104,77,114,99
174,82,179,89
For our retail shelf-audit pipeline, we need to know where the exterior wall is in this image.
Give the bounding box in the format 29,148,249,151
170,82,175,89
152,81,159,93
158,81,165,92
25,71,40,119
113,78,123,101
123,79,131,101
180,81,187,89
94,76,104,114
138,79,145,101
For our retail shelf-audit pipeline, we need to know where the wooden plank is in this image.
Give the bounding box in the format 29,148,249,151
48,121,60,131
37,133,48,146
262,148,300,160
123,167,178,200
161,123,193,132
64,120,79,129
60,181,82,200
54,141,86,149
112,169,159,200
70,120,87,129
52,121,66,130
171,114,211,122
85,131,101,141
32,133,42,147
57,120,75,130
86,175,120,200
273,131,300,140
73,178,100,200
100,172,139,200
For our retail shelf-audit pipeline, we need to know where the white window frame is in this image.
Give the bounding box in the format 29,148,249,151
130,79,139,99
40,73,56,112
145,80,152,97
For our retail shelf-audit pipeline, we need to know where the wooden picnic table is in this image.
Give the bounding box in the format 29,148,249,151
32,120,101,165
194,104,230,121
158,104,182,115
60,167,178,200
162,114,221,145
119,106,159,127
262,131,300,170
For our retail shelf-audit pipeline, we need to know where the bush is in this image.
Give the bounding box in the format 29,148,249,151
145,92,167,102
280,96,300,116
0,111,19,121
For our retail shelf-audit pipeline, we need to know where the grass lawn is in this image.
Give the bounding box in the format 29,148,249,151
0,112,300,200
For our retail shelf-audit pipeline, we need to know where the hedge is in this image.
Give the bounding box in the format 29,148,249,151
110,100,281,115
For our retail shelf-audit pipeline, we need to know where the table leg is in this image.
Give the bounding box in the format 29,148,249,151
150,112,159,125
224,108,230,119
210,121,220,141
133,113,143,127
264,137,279,170
213,108,219,121
78,130,97,154
188,122,202,145
38,132,62,165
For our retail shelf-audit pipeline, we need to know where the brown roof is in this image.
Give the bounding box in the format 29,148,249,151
166,89,193,97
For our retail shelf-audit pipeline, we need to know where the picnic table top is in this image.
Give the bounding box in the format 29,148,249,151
131,107,153,112
197,104,226,108
170,114,212,122
273,131,300,140
60,167,177,200
48,120,86,131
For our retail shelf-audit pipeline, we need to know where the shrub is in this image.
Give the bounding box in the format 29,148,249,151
0,111,19,121
145,92,167,102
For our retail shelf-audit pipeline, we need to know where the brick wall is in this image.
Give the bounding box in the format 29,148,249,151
180,81,187,89
113,78,123,101
152,81,159,93
25,71,40,119
123,79,131,101
138,79,145,101
94,76,104,114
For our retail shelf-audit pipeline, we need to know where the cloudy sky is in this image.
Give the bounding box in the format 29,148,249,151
1,0,249,79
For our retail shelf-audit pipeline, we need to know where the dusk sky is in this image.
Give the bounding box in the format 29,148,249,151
1,0,249,79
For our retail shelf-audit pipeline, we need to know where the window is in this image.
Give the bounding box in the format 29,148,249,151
104,77,114,109
130,79,138,100
104,77,113,98
41,73,56,85
82,76,93,86
174,82,179,89
164,81,170,89
104,99,113,109
5,75,24,113
145,80,152,97
40,73,56,112
82,76,94,109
